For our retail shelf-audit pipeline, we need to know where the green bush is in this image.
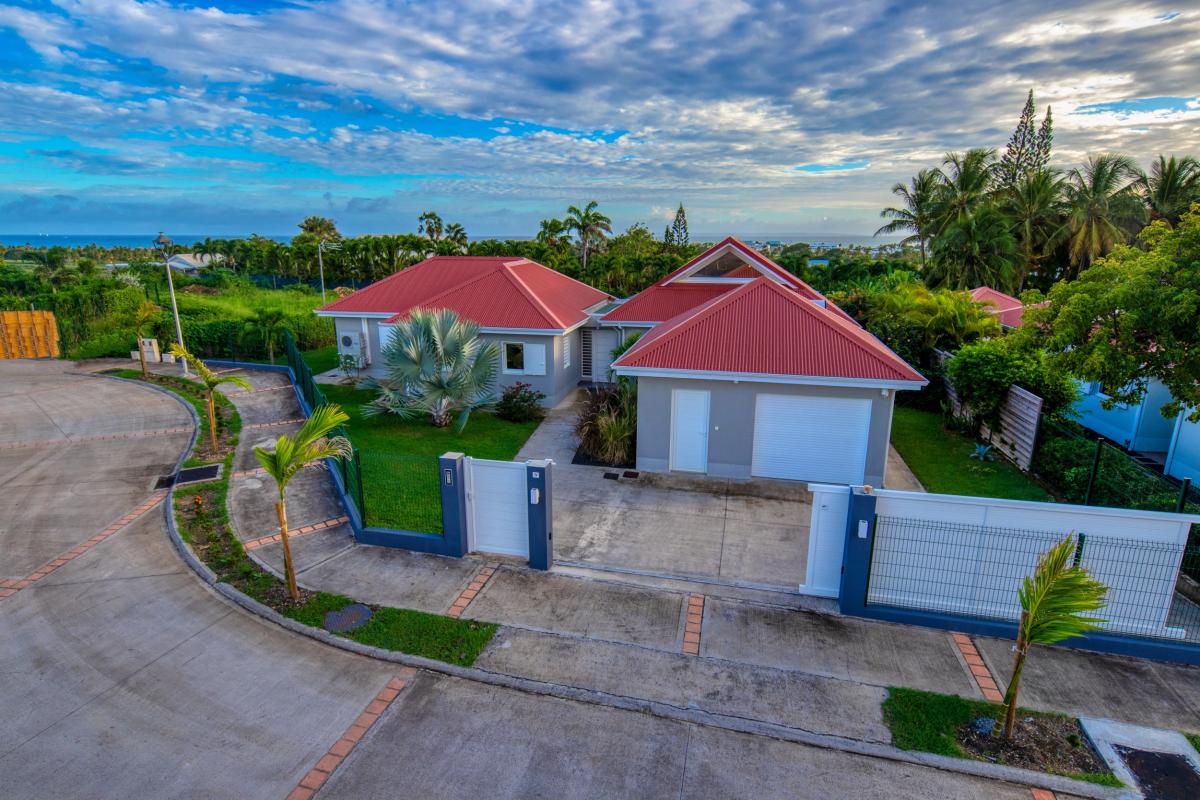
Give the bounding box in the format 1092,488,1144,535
948,337,1078,429
68,328,137,359
495,382,546,423
575,383,637,466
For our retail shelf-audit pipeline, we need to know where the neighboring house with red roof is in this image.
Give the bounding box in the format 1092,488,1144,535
969,286,1032,329
608,238,926,486
316,256,612,406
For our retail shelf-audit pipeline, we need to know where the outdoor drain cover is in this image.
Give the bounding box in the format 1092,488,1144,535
154,464,221,489
324,603,373,633
1116,746,1200,799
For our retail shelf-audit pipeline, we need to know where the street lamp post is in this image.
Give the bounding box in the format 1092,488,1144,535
316,240,341,304
154,232,188,377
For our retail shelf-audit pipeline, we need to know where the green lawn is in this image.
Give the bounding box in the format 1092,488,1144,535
890,406,1050,501
319,384,540,532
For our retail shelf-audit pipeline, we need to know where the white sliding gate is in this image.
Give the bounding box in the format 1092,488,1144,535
464,457,530,558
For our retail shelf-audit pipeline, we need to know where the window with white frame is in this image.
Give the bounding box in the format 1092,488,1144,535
501,341,546,376
563,336,571,369
503,342,525,373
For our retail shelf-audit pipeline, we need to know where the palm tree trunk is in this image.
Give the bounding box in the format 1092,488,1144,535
998,612,1029,739
919,237,927,272
276,499,300,600
207,392,219,453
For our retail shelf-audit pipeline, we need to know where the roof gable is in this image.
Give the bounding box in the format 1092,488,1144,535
663,237,799,287
612,278,925,384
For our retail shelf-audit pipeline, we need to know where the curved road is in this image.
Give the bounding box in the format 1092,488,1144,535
0,360,1046,799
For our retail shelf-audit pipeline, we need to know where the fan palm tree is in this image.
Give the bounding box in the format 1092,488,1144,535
565,201,613,273
1057,154,1146,277
928,204,1020,292
167,344,252,453
242,308,288,363
1002,168,1066,289
132,300,161,378
932,148,998,232
876,169,941,271
536,218,571,248
996,534,1107,739
1139,154,1200,226
254,405,352,600
364,308,499,431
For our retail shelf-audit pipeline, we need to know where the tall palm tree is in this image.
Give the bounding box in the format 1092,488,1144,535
254,405,352,600
242,308,288,363
565,201,613,273
928,204,1020,292
536,218,570,248
1057,154,1146,277
365,308,499,431
876,169,941,270
133,300,161,378
932,148,998,232
1002,168,1066,289
1139,154,1200,226
167,345,252,453
444,223,468,252
996,534,1107,739
418,211,445,241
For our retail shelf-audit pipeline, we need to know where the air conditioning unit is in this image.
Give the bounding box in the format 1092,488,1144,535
338,331,365,368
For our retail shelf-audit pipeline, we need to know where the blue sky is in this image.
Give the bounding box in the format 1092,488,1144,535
0,1,1198,238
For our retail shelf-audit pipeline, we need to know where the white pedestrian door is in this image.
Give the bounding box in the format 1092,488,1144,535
465,457,529,557
752,395,871,484
670,389,710,473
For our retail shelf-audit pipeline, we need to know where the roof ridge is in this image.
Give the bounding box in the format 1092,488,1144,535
501,261,566,328
401,260,517,313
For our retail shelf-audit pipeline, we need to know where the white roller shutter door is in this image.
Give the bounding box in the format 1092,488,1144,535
752,394,871,484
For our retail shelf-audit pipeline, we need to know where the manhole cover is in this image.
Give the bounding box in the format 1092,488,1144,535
1116,746,1200,800
155,464,221,489
324,603,373,633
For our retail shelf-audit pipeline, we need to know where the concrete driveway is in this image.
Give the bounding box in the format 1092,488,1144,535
518,393,811,591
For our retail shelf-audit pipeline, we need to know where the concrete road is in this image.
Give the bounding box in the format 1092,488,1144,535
0,361,1054,799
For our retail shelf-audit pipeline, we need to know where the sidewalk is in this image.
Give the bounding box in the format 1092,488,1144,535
207,364,1200,741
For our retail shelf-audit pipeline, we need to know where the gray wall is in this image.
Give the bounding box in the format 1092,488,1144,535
334,316,579,407
635,376,897,486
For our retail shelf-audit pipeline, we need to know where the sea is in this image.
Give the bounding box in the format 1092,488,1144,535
0,232,900,249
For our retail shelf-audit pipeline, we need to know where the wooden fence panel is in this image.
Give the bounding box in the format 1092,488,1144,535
935,348,1043,470
0,310,60,359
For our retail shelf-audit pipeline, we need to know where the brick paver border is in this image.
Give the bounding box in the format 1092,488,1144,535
446,562,500,619
1030,788,1055,799
0,491,167,602
243,516,350,550
0,427,192,452
286,668,418,800
952,633,1004,702
682,593,705,656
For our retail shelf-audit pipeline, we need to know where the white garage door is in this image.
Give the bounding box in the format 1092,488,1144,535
752,394,871,484
466,457,529,557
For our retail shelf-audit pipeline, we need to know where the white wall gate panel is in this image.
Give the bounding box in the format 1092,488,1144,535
466,457,530,557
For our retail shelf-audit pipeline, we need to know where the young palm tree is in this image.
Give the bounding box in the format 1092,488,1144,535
928,204,1020,292
1057,154,1146,277
254,405,352,600
133,300,162,378
167,344,252,453
1002,168,1066,289
242,308,287,363
996,534,1107,739
365,308,499,431
869,283,1001,353
876,169,941,271
565,201,613,273
1139,154,1200,226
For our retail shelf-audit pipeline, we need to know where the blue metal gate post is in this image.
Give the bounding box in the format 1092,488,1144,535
838,487,878,616
526,459,553,570
439,452,468,558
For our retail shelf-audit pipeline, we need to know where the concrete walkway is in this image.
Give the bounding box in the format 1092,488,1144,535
209,363,1200,741
1,359,1073,800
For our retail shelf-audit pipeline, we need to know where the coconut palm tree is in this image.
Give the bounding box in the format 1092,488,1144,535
928,204,1020,292
876,169,941,271
565,201,613,273
1139,154,1200,226
418,211,445,241
536,218,570,248
996,534,1107,739
133,300,161,378
167,344,252,453
1002,168,1066,289
932,148,998,232
444,223,468,253
254,405,352,600
365,308,499,431
242,308,288,363
1057,154,1146,277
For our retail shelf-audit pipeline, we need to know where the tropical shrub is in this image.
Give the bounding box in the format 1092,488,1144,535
495,382,546,423
575,383,637,466
948,337,1078,430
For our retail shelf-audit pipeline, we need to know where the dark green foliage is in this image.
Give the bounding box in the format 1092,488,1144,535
947,338,1078,430
495,382,547,423
575,383,637,466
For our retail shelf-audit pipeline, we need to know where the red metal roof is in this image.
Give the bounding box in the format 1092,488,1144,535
612,278,926,384
970,286,1026,328
317,256,611,330
602,236,859,326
